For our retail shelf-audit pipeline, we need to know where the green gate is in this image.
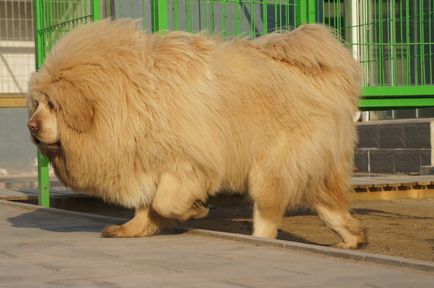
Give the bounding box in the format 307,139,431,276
33,0,434,207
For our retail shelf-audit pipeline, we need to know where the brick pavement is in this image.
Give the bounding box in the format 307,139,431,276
1,199,433,288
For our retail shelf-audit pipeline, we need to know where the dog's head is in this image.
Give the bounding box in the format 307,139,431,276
27,20,152,157
27,89,60,146
27,67,95,154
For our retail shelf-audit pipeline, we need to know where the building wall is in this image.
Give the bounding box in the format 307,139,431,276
0,0,35,94
0,108,37,175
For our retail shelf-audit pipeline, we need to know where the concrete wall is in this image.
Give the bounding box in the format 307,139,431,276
0,108,37,175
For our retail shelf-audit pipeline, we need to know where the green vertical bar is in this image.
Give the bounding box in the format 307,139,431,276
37,151,50,207
173,0,179,30
274,1,277,30
84,0,87,22
225,0,230,38
220,0,226,37
405,0,410,85
379,0,384,85
185,0,190,32
286,0,290,29
34,0,50,208
400,0,404,84
152,0,169,32
419,0,425,85
337,0,341,36
198,0,202,31
300,0,316,24
262,0,268,34
210,0,215,32
392,0,397,85
413,0,419,84
368,0,372,85
235,0,240,35
279,0,283,31
106,0,110,18
46,1,51,51
429,0,432,85
299,0,307,24
158,0,168,31
34,0,44,69
250,0,255,37
91,0,101,21
204,0,208,32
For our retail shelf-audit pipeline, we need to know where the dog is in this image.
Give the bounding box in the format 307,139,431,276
27,19,366,248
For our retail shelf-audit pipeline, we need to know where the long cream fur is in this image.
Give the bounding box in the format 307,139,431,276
28,19,366,248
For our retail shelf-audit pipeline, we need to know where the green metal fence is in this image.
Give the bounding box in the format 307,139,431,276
315,0,434,109
33,0,434,207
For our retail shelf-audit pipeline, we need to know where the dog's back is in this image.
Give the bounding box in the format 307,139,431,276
253,24,362,107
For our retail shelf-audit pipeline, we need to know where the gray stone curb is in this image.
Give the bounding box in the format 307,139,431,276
181,228,434,273
2,199,434,273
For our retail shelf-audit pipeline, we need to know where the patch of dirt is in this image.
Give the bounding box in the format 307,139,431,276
185,195,434,262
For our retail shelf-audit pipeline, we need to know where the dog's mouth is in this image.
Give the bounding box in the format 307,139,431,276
31,135,41,144
32,135,61,150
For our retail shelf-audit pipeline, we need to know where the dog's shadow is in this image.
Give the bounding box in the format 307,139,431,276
7,209,122,233
7,201,316,245
8,207,315,243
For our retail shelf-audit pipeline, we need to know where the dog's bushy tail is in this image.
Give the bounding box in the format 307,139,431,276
254,24,362,105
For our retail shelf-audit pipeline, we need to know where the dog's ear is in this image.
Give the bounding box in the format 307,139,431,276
49,78,94,132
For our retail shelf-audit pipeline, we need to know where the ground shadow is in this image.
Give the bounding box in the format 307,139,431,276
7,208,185,236
7,209,115,233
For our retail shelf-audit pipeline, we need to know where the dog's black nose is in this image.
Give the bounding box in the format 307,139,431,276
28,120,39,133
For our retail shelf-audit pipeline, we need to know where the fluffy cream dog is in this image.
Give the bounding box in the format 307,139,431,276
27,19,366,248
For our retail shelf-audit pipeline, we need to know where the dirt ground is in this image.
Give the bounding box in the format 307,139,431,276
38,195,434,262
184,195,434,262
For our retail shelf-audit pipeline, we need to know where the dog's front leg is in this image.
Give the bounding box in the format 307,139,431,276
102,206,172,238
152,166,209,221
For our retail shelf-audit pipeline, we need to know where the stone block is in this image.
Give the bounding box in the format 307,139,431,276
370,150,395,174
404,123,430,148
379,124,405,148
357,125,379,148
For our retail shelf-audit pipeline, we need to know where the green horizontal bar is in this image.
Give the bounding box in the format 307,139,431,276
362,86,434,98
360,98,434,110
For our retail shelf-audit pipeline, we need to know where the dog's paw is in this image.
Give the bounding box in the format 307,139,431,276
334,241,357,249
102,225,131,238
334,236,368,249
191,201,210,219
101,224,160,238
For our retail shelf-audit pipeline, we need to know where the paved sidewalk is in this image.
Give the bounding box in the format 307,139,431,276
1,200,434,288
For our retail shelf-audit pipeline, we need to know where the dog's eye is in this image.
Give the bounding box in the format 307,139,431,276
47,100,55,110
33,100,39,108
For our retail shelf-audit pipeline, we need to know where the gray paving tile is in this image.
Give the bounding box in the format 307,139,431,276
0,200,433,288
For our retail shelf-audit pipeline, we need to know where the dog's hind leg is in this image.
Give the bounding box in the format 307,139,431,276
315,204,366,249
151,162,209,221
102,206,172,238
249,165,291,239
313,167,367,249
